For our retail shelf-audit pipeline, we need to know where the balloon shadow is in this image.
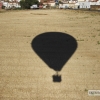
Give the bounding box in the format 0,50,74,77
31,32,77,82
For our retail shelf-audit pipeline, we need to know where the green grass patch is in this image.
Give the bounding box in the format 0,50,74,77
84,89,88,92
77,39,84,41
97,41,100,44
92,35,96,37
84,16,89,18
97,29,100,31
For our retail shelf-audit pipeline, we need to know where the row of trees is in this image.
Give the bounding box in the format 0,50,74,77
20,0,39,9
20,0,60,9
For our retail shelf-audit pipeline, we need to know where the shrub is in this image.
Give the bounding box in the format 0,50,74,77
20,0,39,9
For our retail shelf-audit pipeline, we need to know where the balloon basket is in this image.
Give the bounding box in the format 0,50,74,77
52,72,61,82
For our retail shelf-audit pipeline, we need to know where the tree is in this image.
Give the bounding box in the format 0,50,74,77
20,0,25,9
20,0,39,9
59,1,63,4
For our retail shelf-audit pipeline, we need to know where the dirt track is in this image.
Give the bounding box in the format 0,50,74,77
0,9,100,100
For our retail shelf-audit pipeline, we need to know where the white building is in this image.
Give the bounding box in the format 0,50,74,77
59,0,78,9
2,0,21,9
78,0,100,9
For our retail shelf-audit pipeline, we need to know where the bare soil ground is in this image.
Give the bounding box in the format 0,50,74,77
0,9,100,100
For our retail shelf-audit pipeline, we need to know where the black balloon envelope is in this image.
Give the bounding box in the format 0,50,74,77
31,32,77,82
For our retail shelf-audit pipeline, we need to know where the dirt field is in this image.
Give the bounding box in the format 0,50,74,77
0,9,100,100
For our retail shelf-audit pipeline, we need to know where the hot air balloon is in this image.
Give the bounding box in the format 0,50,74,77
31,32,77,82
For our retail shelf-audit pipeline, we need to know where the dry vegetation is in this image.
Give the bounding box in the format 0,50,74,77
0,9,100,100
